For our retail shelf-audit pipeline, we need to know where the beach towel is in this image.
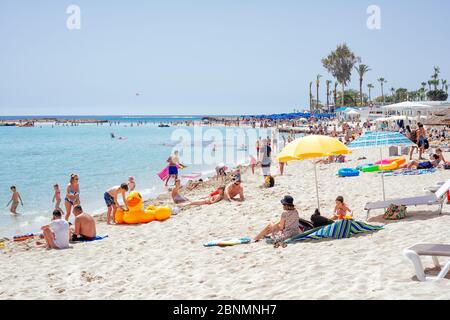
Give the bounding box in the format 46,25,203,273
383,168,436,177
277,220,383,244
204,237,251,247
72,235,108,242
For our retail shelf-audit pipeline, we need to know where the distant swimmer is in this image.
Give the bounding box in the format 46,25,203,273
111,133,115,139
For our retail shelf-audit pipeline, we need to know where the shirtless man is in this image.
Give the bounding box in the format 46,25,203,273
104,183,129,225
71,205,97,241
224,179,245,202
6,186,23,214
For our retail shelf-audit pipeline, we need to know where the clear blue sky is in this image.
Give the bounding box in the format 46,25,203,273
0,0,449,116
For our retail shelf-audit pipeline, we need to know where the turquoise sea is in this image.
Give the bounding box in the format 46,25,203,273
0,116,271,237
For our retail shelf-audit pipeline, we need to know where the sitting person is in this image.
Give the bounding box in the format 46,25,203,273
224,179,244,202
186,179,204,191
436,148,448,164
215,163,228,181
180,187,225,207
254,196,301,247
70,205,96,241
172,179,189,204
331,196,352,221
404,154,441,170
40,209,70,250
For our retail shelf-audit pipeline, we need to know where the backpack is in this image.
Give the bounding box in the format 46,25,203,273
409,131,417,143
383,204,407,220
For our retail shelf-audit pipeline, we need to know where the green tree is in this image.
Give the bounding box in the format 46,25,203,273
316,74,322,111
355,64,371,106
377,77,387,104
322,43,360,106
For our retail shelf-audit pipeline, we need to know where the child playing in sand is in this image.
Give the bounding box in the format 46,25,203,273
52,184,61,209
6,186,23,214
331,196,352,221
128,176,136,192
254,195,301,247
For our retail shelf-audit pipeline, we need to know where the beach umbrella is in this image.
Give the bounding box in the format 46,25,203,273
348,132,415,201
276,135,352,209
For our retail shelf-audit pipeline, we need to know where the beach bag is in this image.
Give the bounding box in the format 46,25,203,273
424,139,430,150
383,204,407,220
444,164,450,170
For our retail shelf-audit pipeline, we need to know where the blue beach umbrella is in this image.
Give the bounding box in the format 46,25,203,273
349,132,415,201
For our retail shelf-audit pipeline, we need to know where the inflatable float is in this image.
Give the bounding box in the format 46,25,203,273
361,165,380,173
338,168,360,177
115,191,171,224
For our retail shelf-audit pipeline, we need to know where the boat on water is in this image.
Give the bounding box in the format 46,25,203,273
0,123,16,127
158,124,170,128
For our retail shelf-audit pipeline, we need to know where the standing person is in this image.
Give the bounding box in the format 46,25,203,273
405,125,417,160
40,209,70,250
6,186,23,214
165,156,178,187
279,161,286,176
416,123,427,160
104,183,129,225
256,137,261,157
52,184,62,210
259,139,272,178
272,129,278,154
64,174,80,221
127,176,136,192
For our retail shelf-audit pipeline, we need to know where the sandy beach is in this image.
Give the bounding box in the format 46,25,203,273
2,148,450,300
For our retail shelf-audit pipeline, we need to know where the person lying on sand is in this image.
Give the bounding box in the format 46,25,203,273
403,154,441,170
253,195,301,248
39,209,70,250
185,179,204,191
70,205,96,241
180,187,225,207
172,179,189,204
224,179,244,202
331,196,352,221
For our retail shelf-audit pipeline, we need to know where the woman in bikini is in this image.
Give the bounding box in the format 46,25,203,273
64,174,80,221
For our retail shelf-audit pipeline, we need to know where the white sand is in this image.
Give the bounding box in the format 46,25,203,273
2,148,450,300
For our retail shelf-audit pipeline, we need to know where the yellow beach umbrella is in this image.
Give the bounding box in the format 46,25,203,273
276,135,352,209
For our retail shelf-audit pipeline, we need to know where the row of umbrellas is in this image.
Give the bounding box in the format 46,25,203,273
276,132,415,209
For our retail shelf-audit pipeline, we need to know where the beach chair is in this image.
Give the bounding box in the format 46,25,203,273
364,179,450,220
403,244,450,282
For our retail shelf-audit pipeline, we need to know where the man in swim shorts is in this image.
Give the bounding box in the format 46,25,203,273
104,183,129,225
224,179,245,202
71,205,97,241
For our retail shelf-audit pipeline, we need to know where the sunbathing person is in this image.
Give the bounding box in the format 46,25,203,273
254,195,301,247
436,148,448,164
404,154,441,170
180,187,225,207
224,179,244,202
70,205,96,241
172,179,189,204
331,196,352,221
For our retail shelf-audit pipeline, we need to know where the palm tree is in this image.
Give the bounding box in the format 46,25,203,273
446,84,449,94
377,78,387,104
322,43,360,106
326,80,332,112
309,82,313,113
431,66,440,90
421,82,427,100
427,80,433,92
442,79,448,91
390,87,396,102
333,82,338,107
316,74,322,111
367,83,374,103
355,64,371,106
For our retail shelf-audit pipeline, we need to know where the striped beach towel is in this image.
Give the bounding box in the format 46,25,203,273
283,220,383,244
382,168,436,177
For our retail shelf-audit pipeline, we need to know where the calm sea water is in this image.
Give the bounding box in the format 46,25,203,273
0,116,270,237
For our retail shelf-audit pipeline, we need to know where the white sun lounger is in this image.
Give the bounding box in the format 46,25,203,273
403,244,450,282
364,179,450,220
